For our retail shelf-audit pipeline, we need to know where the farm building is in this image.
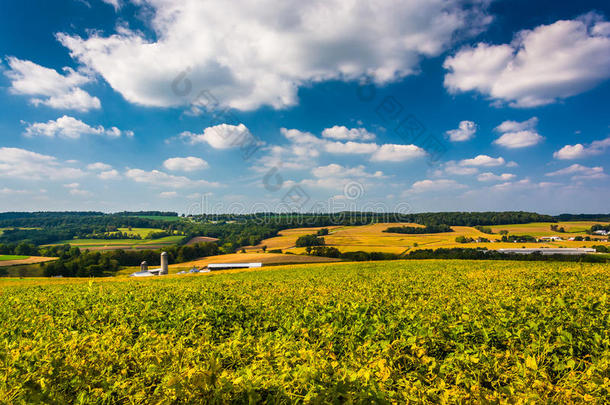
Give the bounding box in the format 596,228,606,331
207,262,262,270
130,252,169,277
497,248,595,255
539,236,563,242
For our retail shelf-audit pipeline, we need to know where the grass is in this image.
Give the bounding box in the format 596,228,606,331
48,235,184,249
0,255,28,261
0,260,609,402
116,227,165,237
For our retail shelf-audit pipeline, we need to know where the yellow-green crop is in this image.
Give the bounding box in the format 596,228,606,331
1,260,609,403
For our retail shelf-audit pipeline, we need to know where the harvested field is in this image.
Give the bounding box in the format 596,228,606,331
0,256,57,267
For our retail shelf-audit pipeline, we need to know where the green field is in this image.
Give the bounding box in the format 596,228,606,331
49,235,184,249
0,254,28,261
1,260,608,402
115,227,165,237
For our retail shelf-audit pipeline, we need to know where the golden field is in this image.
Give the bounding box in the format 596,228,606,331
259,221,610,255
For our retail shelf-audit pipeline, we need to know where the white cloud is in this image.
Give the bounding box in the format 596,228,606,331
495,117,538,133
545,164,606,180
370,144,426,162
321,126,375,141
180,124,255,149
553,136,610,159
163,157,209,172
87,162,112,171
98,169,121,180
69,188,93,197
125,168,219,188
446,120,476,142
23,116,133,139
0,188,30,195
477,172,516,182
0,147,85,180
160,191,178,198
4,57,100,112
409,179,466,193
311,164,383,179
58,0,490,111
494,130,544,148
101,0,120,11
325,141,379,155
493,117,543,148
460,155,506,167
444,14,610,107
442,161,479,175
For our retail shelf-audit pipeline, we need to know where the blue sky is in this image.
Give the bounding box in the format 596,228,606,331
0,0,609,214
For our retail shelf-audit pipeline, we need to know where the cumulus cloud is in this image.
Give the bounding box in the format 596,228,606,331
4,57,100,112
23,116,134,139
545,164,606,180
179,124,256,150
255,127,425,172
370,144,426,162
163,157,209,172
311,164,383,179
98,169,121,180
0,147,85,180
160,191,178,198
125,168,219,188
444,14,610,107
460,154,506,167
553,136,610,159
101,0,121,10
493,117,543,148
477,172,516,182
321,126,376,141
87,162,112,171
64,183,92,197
58,0,490,111
409,179,466,193
446,120,476,142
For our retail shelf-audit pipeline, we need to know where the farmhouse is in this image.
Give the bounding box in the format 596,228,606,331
593,230,609,236
539,236,563,242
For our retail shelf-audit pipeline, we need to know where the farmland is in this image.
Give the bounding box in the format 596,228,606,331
260,221,610,255
46,235,184,251
0,255,56,267
0,254,27,261
1,260,609,402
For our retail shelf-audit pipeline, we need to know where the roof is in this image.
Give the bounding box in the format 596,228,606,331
207,262,263,269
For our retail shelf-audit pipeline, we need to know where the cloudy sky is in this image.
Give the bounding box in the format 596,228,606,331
0,0,609,214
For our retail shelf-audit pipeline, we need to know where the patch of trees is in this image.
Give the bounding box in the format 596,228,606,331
317,228,329,236
593,245,609,253
590,224,610,233
295,234,325,247
0,242,39,256
455,236,490,243
501,235,537,243
557,213,610,222
550,224,566,233
305,246,400,261
474,226,494,234
384,224,452,234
